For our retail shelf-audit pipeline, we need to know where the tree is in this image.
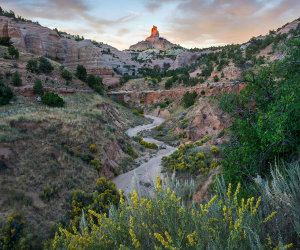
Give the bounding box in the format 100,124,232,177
87,74,104,94
12,71,22,86
33,78,43,95
213,75,219,82
183,91,197,108
0,37,12,46
41,93,64,107
61,69,72,81
220,38,300,185
38,57,53,73
76,65,87,81
165,77,173,89
0,81,13,105
26,59,38,73
8,46,19,59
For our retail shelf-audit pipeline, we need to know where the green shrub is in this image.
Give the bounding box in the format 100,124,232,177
66,178,119,221
0,213,25,248
26,59,38,73
183,91,197,108
38,57,53,73
220,39,300,185
89,144,98,153
41,92,64,107
210,146,220,155
165,77,173,89
140,139,158,150
0,36,12,46
213,75,219,82
0,81,13,105
162,142,215,174
126,146,138,158
76,65,87,81
40,185,55,202
33,78,43,95
61,69,72,81
53,176,289,249
90,158,102,171
12,71,22,86
8,46,19,59
87,75,104,94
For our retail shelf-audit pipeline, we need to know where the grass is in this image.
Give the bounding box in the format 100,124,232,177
0,92,149,238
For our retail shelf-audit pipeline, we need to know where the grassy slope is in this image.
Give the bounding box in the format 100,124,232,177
0,48,150,238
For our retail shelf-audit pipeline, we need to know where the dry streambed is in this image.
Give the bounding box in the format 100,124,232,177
113,115,176,194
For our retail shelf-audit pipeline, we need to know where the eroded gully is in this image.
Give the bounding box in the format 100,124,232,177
113,115,176,194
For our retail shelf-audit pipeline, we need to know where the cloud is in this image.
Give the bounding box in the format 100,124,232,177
158,0,300,47
0,0,138,33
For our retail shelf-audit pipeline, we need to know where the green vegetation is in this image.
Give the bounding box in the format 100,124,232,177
0,6,39,24
12,71,22,86
41,92,64,107
219,39,300,185
53,171,297,249
33,78,44,95
0,81,13,105
8,46,19,59
26,57,53,74
183,91,197,108
162,142,218,174
66,177,119,222
76,65,87,81
87,75,104,94
0,37,12,46
61,69,72,81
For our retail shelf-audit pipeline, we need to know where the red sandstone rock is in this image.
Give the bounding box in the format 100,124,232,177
129,25,174,51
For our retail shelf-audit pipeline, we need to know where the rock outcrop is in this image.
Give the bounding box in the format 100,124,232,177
129,25,175,51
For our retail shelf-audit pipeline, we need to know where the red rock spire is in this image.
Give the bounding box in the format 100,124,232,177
145,25,159,41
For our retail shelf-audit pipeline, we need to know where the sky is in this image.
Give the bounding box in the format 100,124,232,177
1,0,299,50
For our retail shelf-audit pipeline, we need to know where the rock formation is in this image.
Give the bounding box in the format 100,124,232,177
146,25,159,40
129,25,175,51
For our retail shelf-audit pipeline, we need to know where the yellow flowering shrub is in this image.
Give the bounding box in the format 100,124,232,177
52,176,285,249
162,141,219,174
89,144,98,153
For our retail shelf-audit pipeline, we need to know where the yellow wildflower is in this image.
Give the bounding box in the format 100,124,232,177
263,211,277,223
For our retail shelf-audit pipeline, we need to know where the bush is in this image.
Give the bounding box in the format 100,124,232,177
183,91,197,108
89,144,98,153
12,71,22,86
41,92,64,107
38,57,53,73
40,185,55,202
8,46,19,59
256,160,300,246
66,178,119,221
165,77,173,89
162,142,215,174
86,75,104,94
76,65,87,81
26,59,38,73
0,36,12,46
126,146,138,158
61,69,72,81
140,139,158,150
53,176,289,249
213,75,219,82
90,158,102,171
33,78,43,95
210,146,220,155
0,81,13,105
